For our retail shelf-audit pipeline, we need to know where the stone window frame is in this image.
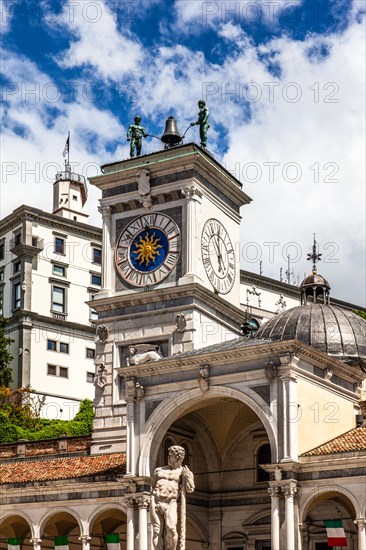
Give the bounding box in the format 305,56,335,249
86,347,95,359
90,272,102,286
50,283,68,315
12,280,21,310
47,364,69,378
86,371,95,383
47,339,70,354
52,231,68,256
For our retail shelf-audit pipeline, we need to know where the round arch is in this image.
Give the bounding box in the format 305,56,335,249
0,512,35,541
88,504,127,533
139,385,277,476
186,512,209,546
39,507,82,538
300,486,360,520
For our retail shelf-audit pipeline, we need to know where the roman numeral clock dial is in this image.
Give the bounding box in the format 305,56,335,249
201,218,235,294
115,213,181,287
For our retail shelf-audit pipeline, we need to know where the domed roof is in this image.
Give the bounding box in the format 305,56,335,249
300,272,330,288
256,304,366,365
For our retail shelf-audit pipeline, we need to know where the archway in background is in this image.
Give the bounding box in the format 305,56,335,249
40,511,81,550
302,490,358,549
0,514,33,550
89,507,127,550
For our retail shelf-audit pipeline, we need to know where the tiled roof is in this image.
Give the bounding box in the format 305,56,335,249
302,426,366,456
0,453,126,484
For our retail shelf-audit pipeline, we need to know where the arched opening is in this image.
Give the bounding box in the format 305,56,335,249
89,508,127,550
41,511,81,550
302,491,358,549
151,395,273,548
0,515,33,550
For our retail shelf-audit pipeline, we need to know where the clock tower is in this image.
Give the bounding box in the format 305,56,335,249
88,142,251,454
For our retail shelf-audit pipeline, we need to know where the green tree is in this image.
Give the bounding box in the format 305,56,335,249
0,315,13,386
354,310,366,321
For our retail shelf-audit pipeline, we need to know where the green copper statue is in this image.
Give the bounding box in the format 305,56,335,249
191,100,210,147
127,116,149,157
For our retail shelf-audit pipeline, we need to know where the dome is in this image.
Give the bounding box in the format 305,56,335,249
300,272,330,288
256,304,366,366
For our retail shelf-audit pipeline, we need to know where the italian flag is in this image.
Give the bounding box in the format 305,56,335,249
105,534,120,550
8,539,21,550
54,536,69,550
324,519,347,546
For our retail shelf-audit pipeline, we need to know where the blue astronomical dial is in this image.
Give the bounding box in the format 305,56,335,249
130,228,169,272
115,213,181,287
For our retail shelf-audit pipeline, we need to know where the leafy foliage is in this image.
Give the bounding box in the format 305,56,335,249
0,390,94,444
354,310,366,321
0,316,13,386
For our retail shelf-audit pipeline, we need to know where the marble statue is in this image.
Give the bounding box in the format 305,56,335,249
151,445,195,550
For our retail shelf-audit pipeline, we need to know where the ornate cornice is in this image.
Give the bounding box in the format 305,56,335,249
0,205,102,240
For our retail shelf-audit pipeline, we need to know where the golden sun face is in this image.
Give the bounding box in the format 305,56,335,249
133,232,162,266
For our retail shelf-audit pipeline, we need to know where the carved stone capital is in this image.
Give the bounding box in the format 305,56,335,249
282,482,298,498
30,539,42,550
198,365,209,393
354,518,366,527
135,493,151,508
268,486,281,497
96,324,109,344
181,185,202,200
78,535,91,549
124,495,137,508
264,361,276,382
98,205,111,218
125,377,144,401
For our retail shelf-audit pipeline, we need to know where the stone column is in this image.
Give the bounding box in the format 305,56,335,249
126,378,137,476
78,535,91,550
136,494,150,550
268,486,281,550
299,521,309,550
125,497,136,550
181,185,202,276
98,205,112,292
30,539,42,550
282,482,298,550
355,519,366,550
280,371,298,461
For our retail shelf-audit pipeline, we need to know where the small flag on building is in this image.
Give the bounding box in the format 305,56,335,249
54,535,69,550
105,533,120,550
324,519,347,546
8,538,21,550
62,134,70,158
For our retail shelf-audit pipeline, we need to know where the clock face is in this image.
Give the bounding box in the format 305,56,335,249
201,218,235,294
115,213,180,287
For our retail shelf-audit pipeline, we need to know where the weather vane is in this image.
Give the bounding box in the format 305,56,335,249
307,234,322,273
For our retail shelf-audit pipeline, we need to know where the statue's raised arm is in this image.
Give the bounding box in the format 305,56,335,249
190,100,210,147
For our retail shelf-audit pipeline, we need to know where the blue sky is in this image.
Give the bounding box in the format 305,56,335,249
0,0,365,304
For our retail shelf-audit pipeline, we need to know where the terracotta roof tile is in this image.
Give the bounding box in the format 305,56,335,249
0,453,126,484
302,426,366,456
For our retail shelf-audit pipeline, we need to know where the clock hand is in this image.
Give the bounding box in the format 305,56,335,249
212,236,223,273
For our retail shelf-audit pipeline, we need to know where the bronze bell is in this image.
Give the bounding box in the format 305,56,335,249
161,116,182,146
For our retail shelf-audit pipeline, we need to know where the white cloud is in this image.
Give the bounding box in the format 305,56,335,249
51,0,142,80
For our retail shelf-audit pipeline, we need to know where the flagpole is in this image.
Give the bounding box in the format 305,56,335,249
67,131,70,168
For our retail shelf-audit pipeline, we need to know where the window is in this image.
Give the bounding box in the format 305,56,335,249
53,264,66,277
55,237,65,254
93,248,102,265
52,286,66,313
0,269,4,281
47,339,57,351
91,273,101,286
32,236,38,247
60,342,69,354
86,372,94,383
47,364,69,378
13,261,21,274
14,232,21,246
0,290,3,316
72,195,77,201
47,364,57,376
13,282,21,309
59,367,68,378
257,443,271,482
0,243,4,261
86,348,95,359
89,293,98,320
